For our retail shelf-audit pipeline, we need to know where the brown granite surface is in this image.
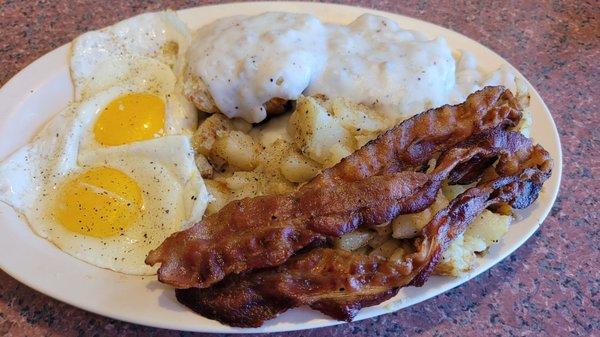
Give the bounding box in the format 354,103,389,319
0,1,598,336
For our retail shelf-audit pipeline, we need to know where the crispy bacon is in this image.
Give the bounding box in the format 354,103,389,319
146,86,524,289
306,85,522,187
150,171,430,288
175,132,552,327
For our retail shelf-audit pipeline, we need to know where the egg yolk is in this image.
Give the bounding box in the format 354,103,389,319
94,93,165,146
55,167,143,238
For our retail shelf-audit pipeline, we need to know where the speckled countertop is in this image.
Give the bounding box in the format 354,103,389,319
0,1,598,336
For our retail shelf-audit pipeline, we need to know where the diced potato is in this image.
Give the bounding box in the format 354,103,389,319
231,118,253,133
330,98,386,133
385,238,417,263
354,132,378,148
441,183,471,200
204,179,230,214
392,192,448,239
392,210,430,239
434,210,512,276
194,153,213,178
258,170,296,195
517,107,532,137
209,171,288,213
288,96,354,165
373,222,392,236
369,239,400,258
192,113,234,155
432,191,450,213
254,141,299,194
515,76,531,112
434,234,475,276
425,158,437,174
280,151,321,183
221,171,261,192
326,142,354,167
214,171,264,202
463,235,487,254
257,139,293,173
334,230,374,251
206,139,297,197
207,153,227,173
389,247,407,263
464,210,511,248
212,130,260,171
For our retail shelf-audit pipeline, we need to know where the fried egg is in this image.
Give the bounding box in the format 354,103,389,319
0,88,208,274
0,83,208,275
70,11,190,99
70,11,196,137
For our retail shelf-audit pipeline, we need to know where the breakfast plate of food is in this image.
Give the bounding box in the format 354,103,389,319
0,1,561,333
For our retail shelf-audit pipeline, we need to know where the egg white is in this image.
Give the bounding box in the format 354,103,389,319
0,86,208,275
70,11,190,100
70,11,196,136
0,10,209,275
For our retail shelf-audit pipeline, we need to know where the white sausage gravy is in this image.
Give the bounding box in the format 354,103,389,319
188,12,519,123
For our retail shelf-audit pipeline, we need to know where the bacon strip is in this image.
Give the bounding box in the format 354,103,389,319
175,132,552,327
307,85,522,187
146,86,523,289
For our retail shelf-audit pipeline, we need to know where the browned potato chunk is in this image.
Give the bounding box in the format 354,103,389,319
212,130,260,171
194,153,213,178
334,230,375,251
204,179,229,214
435,210,512,276
369,239,400,258
280,151,321,183
192,114,234,156
392,192,448,239
288,96,354,166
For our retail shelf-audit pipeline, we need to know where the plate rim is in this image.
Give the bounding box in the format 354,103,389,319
0,1,562,333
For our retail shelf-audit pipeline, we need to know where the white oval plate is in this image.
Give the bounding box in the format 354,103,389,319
0,1,561,334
